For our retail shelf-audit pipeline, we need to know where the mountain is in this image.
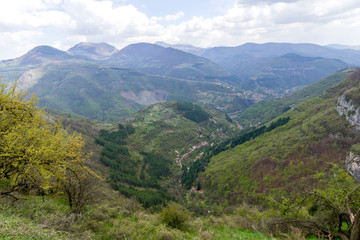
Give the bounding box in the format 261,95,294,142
154,41,207,56
18,62,250,121
0,42,254,121
2,41,359,123
236,68,356,128
202,42,360,66
193,68,360,204
200,43,354,95
90,101,242,207
19,45,74,66
237,53,348,94
0,45,75,81
326,44,360,51
109,42,231,81
68,42,118,60
124,101,241,165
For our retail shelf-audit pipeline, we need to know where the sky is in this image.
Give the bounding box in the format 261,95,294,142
0,0,360,59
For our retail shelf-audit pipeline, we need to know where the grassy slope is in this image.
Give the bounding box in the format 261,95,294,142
0,195,281,240
125,101,241,166
0,105,278,239
237,68,356,128
200,69,360,204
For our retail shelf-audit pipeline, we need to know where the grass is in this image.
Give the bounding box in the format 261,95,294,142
212,226,279,240
0,213,68,240
0,194,286,240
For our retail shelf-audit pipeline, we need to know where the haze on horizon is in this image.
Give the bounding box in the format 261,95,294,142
0,0,359,60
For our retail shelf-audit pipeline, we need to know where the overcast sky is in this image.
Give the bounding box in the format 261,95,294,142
0,0,359,59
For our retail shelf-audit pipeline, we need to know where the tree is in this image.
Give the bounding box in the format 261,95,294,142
269,165,360,240
0,81,94,207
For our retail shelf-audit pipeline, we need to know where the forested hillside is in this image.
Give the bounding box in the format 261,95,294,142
199,69,360,205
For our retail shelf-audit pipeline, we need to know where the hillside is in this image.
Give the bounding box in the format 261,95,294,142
200,42,357,95
237,53,349,94
196,68,360,204
202,42,360,66
154,41,208,56
0,43,256,121
93,101,241,207
17,62,250,121
68,42,118,60
125,101,240,165
2,68,360,240
109,42,231,81
237,68,356,128
1,41,359,123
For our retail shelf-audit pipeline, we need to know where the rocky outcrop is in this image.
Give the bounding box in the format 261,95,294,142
17,69,44,90
338,94,360,180
120,90,168,106
346,152,360,182
337,95,360,132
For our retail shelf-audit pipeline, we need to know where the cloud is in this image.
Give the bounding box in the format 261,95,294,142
236,0,298,5
151,12,184,22
161,0,360,47
0,31,43,60
0,0,359,59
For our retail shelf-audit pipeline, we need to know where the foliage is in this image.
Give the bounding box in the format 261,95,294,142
237,68,355,128
183,105,211,123
16,62,249,122
269,165,360,239
160,202,189,230
176,101,211,123
61,169,98,213
95,125,173,208
176,101,194,111
200,69,360,204
125,100,241,167
0,81,94,205
181,116,290,188
351,144,360,155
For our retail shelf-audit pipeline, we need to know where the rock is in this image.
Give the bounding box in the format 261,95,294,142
337,95,360,132
346,152,360,182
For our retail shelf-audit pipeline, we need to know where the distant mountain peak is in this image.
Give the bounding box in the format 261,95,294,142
68,42,118,60
19,45,71,66
27,45,68,56
154,41,207,56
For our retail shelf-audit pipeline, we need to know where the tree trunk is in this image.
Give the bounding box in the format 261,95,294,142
351,214,360,240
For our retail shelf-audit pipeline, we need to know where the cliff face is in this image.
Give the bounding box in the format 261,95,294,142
346,151,360,182
337,91,360,181
337,95,360,132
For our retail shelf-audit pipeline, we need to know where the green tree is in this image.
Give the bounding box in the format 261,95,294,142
0,81,94,207
270,165,360,240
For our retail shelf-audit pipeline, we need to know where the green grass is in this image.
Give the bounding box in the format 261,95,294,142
0,213,67,240
0,194,284,240
213,226,279,240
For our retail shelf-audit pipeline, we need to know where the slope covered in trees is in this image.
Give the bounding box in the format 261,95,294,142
199,68,360,204
237,68,356,128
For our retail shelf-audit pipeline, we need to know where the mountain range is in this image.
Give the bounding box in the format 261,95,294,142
2,39,360,239
0,41,358,121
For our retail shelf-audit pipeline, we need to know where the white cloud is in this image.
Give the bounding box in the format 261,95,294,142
151,12,184,22
160,0,360,47
0,31,43,60
0,0,359,59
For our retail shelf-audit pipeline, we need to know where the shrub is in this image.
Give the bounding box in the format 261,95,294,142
160,202,189,230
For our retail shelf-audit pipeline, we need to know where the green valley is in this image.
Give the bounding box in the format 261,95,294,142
2,41,360,240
